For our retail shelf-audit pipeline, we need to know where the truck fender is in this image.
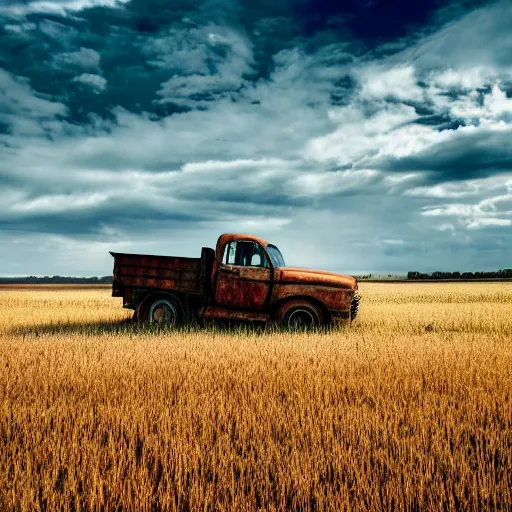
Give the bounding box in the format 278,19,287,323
273,296,328,328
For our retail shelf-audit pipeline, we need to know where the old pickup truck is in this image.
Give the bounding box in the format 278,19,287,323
111,233,360,329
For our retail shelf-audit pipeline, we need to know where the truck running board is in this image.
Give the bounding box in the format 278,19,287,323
203,306,269,323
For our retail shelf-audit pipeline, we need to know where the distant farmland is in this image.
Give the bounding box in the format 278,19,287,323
1,283,511,511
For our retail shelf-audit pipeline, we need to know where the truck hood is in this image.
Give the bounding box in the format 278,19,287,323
275,267,357,290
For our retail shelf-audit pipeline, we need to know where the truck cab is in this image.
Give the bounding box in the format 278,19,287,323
111,233,360,328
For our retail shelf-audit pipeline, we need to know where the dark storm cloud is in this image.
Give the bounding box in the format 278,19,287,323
1,0,511,275
1,207,208,237
0,0,459,123
295,0,439,40
379,128,512,182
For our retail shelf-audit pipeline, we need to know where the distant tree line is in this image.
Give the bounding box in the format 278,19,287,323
0,276,113,284
407,269,512,280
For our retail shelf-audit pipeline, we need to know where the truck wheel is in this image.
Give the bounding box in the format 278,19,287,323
276,300,323,330
137,294,184,326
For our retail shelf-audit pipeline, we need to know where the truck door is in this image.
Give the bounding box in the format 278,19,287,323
215,240,272,310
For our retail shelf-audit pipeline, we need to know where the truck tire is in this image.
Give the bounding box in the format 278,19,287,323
137,293,184,326
275,299,324,330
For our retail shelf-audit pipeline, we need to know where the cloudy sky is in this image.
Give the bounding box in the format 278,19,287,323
1,0,511,276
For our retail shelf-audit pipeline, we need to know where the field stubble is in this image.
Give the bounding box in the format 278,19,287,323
0,283,511,511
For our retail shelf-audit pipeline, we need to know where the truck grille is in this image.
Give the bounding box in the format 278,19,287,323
350,291,360,321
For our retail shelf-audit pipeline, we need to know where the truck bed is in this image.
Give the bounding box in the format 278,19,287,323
110,251,202,297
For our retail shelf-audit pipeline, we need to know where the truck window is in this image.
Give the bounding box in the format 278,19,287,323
267,244,285,267
222,241,268,267
251,253,262,266
224,242,237,265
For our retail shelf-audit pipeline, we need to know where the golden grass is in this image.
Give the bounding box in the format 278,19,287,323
1,283,511,511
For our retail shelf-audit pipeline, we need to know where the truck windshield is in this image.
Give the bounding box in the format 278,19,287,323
267,244,285,268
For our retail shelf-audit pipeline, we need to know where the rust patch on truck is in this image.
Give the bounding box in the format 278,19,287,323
216,266,271,310
111,251,202,296
203,306,268,323
271,267,357,319
276,267,356,289
212,233,273,311
272,283,354,311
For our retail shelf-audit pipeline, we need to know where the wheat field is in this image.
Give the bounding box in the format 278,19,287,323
0,283,511,511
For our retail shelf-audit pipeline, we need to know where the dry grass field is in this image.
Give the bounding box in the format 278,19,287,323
1,283,511,511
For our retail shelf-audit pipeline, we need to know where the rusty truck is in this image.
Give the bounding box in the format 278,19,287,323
110,233,360,329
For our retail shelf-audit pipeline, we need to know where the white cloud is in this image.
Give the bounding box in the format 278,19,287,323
405,1,512,74
479,193,512,213
447,84,512,126
355,65,424,102
466,218,511,229
0,69,67,138
383,173,421,193
381,239,405,245
0,0,129,17
72,73,107,92
4,22,37,34
0,69,66,118
435,223,456,233
182,158,288,173
430,67,492,91
290,169,379,197
237,217,292,231
54,47,101,72
154,25,254,107
422,204,478,217
10,192,109,214
483,84,512,118
406,176,511,199
306,103,419,164
421,185,512,231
